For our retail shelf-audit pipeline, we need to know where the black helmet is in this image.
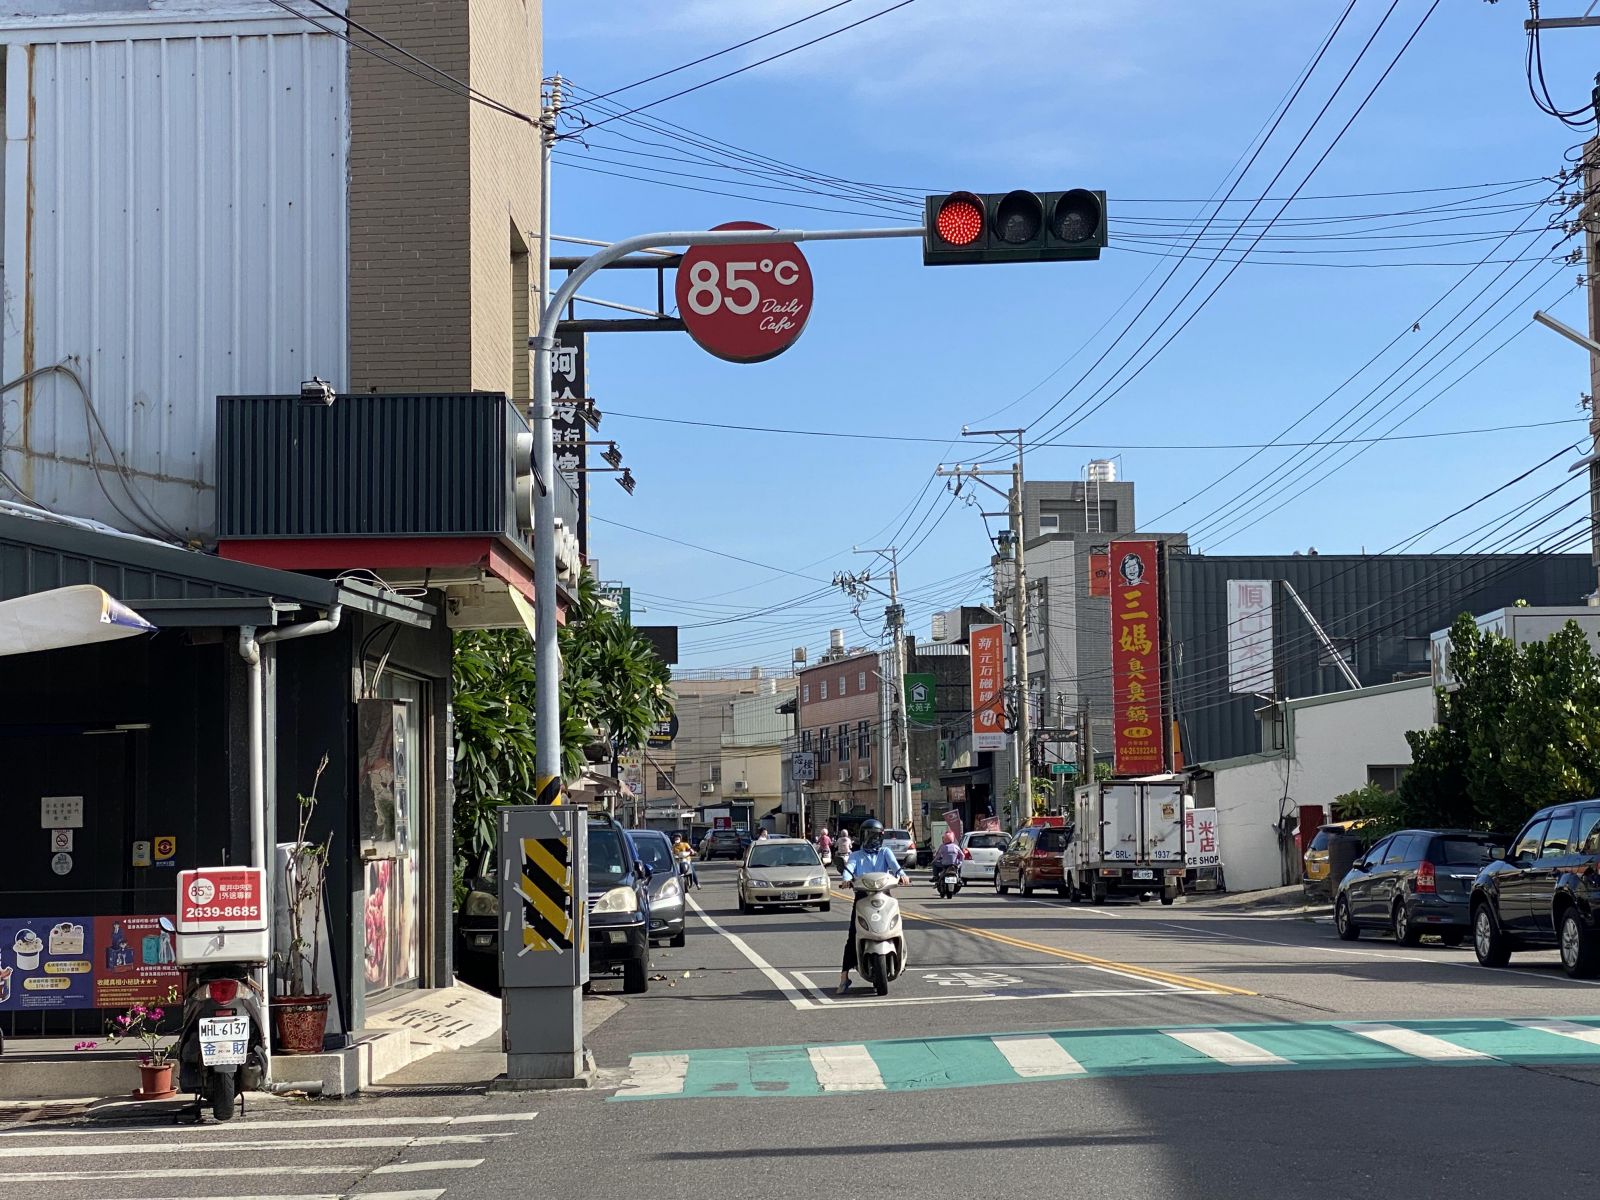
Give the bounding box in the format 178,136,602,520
860,819,884,850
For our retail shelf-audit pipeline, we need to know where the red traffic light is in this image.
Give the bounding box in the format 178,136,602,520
934,192,984,247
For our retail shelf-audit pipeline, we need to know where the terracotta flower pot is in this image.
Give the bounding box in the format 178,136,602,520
271,994,331,1054
134,1060,176,1100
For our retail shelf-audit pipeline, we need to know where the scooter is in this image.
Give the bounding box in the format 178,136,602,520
934,862,963,899
175,946,268,1121
850,872,907,996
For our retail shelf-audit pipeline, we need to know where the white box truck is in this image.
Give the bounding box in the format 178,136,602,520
1066,776,1187,905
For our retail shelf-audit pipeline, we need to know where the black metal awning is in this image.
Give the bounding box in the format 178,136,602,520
0,510,433,629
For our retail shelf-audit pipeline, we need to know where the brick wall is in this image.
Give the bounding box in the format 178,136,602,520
346,0,540,395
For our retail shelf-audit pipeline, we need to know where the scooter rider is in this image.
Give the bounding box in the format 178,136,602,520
837,819,907,995
931,830,964,886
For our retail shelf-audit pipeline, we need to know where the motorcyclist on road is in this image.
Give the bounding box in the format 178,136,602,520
931,830,965,888
837,819,907,995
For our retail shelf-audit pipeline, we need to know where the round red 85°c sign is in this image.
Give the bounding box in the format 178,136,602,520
674,222,814,363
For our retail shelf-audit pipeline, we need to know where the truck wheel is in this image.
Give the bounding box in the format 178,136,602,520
1160,892,1175,906
1091,883,1107,905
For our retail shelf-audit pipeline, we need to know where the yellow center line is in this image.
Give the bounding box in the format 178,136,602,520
829,887,1255,997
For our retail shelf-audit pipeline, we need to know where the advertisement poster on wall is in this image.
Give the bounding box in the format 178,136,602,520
363,857,419,995
0,915,179,1010
1108,540,1166,776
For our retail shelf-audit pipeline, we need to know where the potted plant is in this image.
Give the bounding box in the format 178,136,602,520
92,987,182,1098
273,754,334,1054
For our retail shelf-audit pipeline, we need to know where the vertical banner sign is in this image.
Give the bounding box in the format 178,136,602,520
1226,579,1275,694
1109,541,1165,776
550,332,589,554
1088,549,1111,598
1185,806,1222,869
970,623,1008,751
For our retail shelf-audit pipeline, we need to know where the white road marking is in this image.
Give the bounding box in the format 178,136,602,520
1341,1023,1494,1061
72,1193,443,1200
807,1044,886,1091
0,1113,537,1138
1165,1028,1289,1066
991,1035,1086,1077
686,894,814,1010
0,1165,472,1183
0,1134,512,1159
369,1159,487,1175
791,969,1198,1008
618,1053,691,1096
1512,1018,1600,1048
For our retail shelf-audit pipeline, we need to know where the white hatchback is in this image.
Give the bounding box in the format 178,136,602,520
958,831,1011,881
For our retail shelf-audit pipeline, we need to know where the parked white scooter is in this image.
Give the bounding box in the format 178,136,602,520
850,872,907,995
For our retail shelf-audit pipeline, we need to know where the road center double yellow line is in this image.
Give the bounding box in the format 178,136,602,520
831,887,1255,997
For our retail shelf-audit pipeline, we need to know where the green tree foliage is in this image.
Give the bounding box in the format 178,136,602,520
1400,614,1600,832
451,572,672,879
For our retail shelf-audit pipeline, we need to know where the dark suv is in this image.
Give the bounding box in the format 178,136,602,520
1471,801,1600,978
699,828,750,860
588,818,654,993
994,825,1071,897
1334,828,1508,945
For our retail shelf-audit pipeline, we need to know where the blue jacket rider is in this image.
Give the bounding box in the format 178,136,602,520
838,819,908,995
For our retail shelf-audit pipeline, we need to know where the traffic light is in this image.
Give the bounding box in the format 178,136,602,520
923,188,1107,265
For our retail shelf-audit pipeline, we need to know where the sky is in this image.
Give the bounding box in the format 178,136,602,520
542,0,1599,673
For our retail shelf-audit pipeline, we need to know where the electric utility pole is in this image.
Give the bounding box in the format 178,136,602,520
939,427,1033,825
836,549,912,832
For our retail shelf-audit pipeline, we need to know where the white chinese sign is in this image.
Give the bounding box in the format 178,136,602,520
1226,579,1274,695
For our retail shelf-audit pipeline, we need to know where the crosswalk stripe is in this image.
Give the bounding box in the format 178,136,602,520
1165,1028,1290,1066
1341,1023,1494,1061
1513,1018,1600,1048
0,1133,512,1160
807,1044,886,1091
991,1035,1086,1077
369,1159,486,1175
89,1193,444,1200
0,1113,537,1138
0,1164,467,1184
618,1054,690,1096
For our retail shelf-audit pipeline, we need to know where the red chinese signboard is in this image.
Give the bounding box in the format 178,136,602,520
969,622,1007,751
1088,550,1110,597
177,868,265,929
675,222,814,363
1109,541,1165,776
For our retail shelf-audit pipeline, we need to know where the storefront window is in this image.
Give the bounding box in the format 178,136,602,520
363,674,424,997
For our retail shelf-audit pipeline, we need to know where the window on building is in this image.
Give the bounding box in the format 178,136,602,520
1038,514,1060,533
802,683,810,703
819,730,831,763
820,680,829,700
1367,765,1408,793
709,764,721,785
1320,638,1357,674
838,723,849,762
858,670,867,690
839,674,847,695
655,770,674,792
801,730,812,753
858,720,871,756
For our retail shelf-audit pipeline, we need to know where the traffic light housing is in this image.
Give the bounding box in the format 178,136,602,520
923,188,1107,265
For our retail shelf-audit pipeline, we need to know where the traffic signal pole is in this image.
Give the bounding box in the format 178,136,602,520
530,224,924,784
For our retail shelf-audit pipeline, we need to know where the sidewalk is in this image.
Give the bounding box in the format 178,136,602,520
1173,883,1331,919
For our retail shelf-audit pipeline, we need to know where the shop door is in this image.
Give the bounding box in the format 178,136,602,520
362,676,424,998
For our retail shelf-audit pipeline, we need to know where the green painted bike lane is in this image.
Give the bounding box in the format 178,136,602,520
613,1016,1600,1100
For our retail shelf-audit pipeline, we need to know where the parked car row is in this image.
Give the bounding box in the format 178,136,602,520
1330,800,1600,979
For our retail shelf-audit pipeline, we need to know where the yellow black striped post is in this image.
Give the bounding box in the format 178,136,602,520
536,774,564,806
517,830,576,955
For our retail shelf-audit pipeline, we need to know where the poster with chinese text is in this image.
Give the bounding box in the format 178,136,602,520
1109,541,1166,776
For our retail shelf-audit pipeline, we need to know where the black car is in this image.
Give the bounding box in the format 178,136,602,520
588,817,654,993
699,828,751,860
629,828,688,948
1334,828,1508,946
1471,801,1600,977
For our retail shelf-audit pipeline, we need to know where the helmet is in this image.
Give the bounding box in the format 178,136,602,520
860,819,884,850
943,830,957,844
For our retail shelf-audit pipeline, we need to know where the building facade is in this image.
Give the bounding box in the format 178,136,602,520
794,645,887,832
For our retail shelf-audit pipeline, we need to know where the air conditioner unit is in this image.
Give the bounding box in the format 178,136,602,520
837,767,850,782
858,765,872,781
699,782,716,795
732,780,749,794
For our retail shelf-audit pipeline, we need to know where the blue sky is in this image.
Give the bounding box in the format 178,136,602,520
543,1,1597,671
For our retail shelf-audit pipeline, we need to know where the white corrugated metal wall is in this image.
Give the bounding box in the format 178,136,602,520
1,14,347,540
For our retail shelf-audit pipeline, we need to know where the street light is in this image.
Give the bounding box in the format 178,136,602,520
602,443,624,469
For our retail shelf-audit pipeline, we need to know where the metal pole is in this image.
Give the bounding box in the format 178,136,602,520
1586,135,1600,603
885,555,912,837
1009,435,1034,824
530,223,924,781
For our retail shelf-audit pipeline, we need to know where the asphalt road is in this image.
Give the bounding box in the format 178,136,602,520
11,861,1600,1199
